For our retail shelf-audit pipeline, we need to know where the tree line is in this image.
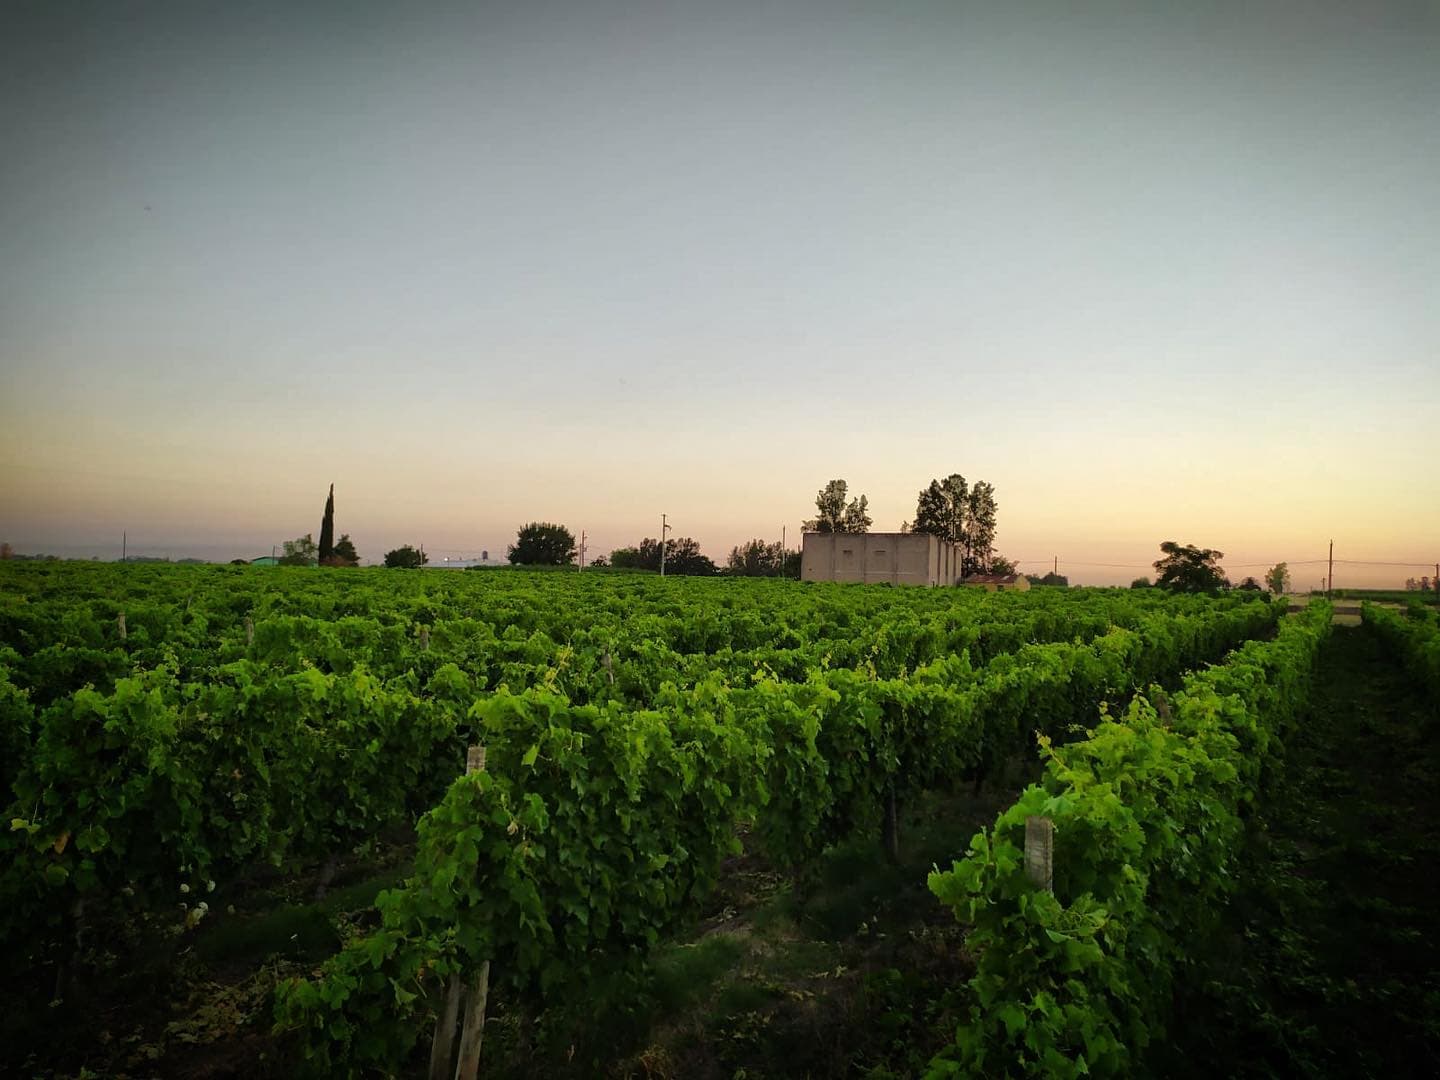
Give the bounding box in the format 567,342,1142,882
507,524,799,578
265,484,1304,596
1130,544,1292,595
277,477,1010,577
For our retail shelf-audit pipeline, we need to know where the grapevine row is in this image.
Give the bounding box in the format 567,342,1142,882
272,597,1285,1073
925,600,1334,1077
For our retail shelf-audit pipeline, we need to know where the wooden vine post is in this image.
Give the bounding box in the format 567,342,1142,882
420,626,431,652
117,612,126,641
1024,816,1054,893
244,617,254,646
429,744,490,1080
882,786,900,863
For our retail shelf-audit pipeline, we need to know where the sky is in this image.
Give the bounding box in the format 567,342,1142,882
1,0,1436,586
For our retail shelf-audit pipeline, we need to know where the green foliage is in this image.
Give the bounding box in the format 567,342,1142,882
318,484,335,563
927,601,1333,1077
383,545,428,569
1265,561,1290,594
607,546,642,569
279,534,318,567
727,539,799,578
273,595,1284,1073
612,536,719,576
1363,602,1440,701
805,479,871,534
329,534,359,567
965,482,998,575
913,475,968,544
909,474,1000,574
507,523,577,566
0,561,1292,1075
275,688,770,1073
1152,541,1228,593
1027,572,1069,588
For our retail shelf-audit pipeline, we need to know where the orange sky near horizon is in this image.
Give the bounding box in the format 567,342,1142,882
2,398,1434,587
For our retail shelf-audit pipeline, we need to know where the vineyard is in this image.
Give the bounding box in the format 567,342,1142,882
1,562,1433,1077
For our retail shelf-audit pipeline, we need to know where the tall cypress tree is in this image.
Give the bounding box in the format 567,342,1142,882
318,483,335,563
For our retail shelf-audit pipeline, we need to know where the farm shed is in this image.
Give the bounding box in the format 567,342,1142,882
801,532,961,587
960,573,1030,592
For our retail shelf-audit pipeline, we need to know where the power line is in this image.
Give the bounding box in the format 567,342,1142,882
1331,559,1437,567
1012,556,1434,569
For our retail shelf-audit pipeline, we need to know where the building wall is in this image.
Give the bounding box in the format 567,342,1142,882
801,532,961,586
961,575,1032,592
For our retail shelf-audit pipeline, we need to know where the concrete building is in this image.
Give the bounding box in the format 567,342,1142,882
960,573,1030,592
801,531,961,587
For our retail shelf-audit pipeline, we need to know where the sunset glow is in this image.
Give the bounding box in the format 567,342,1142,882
2,1,1436,586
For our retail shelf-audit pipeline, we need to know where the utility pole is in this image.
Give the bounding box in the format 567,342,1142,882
659,514,671,577
579,530,587,572
122,531,126,562
1053,555,1058,576
1328,539,1334,600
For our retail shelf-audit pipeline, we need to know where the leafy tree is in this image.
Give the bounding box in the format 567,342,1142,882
611,537,717,575
327,534,359,568
1265,562,1290,595
989,555,1018,576
0,543,12,560
727,539,800,578
1027,571,1069,587
911,471,1003,573
913,474,968,544
318,484,335,563
1131,576,1151,589
608,546,642,569
659,537,718,576
804,479,871,534
589,554,608,568
1153,541,1229,593
964,482,998,576
507,523,577,566
636,539,668,571
1236,576,1263,591
278,534,317,566
841,495,872,533
383,545,428,569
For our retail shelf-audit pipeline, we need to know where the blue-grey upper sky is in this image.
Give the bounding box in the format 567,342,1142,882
2,1,1436,583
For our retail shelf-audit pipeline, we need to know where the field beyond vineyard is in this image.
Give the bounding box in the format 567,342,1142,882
2,564,1436,1078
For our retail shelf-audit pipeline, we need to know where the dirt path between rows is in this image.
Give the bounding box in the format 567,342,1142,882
1162,626,1440,1077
